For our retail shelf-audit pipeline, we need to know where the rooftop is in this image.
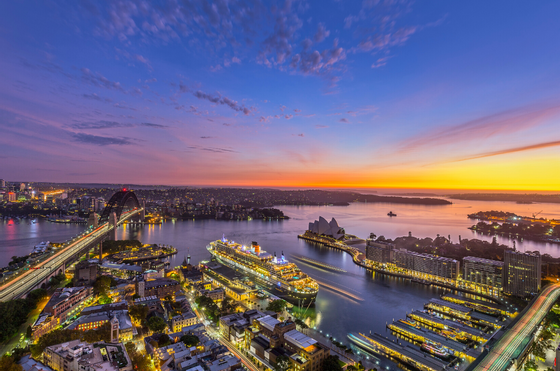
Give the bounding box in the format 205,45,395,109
257,315,281,331
284,329,317,351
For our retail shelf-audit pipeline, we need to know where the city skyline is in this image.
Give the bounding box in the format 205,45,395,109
1,1,559,190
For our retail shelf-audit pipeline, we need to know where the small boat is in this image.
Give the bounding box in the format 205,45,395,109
387,211,397,217
421,340,451,359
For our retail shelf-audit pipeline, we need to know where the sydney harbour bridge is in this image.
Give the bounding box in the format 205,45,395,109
0,190,144,301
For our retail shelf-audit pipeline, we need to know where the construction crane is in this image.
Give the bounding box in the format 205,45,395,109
533,210,543,218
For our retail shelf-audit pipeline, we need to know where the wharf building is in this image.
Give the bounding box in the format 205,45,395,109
348,333,448,371
202,262,254,302
43,340,132,371
461,257,503,296
503,250,542,296
424,298,502,329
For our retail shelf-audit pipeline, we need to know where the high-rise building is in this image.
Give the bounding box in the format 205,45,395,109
393,249,460,280
4,192,16,202
462,256,503,295
503,250,541,296
19,182,25,191
0,179,5,188
365,240,394,264
463,256,503,288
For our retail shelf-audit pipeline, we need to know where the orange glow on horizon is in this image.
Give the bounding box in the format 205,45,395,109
175,154,560,192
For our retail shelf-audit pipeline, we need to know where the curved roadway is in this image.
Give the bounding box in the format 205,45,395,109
0,209,141,301
474,284,560,371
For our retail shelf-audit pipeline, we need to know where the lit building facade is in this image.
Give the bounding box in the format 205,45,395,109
365,240,394,264
462,256,503,295
503,250,541,296
392,249,460,281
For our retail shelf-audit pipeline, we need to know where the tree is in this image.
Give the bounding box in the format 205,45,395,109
31,329,81,358
274,355,290,371
158,334,172,348
147,316,167,333
125,342,153,371
347,362,366,371
129,304,149,324
0,355,22,371
93,276,114,296
294,318,309,330
266,299,287,313
82,323,111,343
322,355,343,371
221,296,235,314
132,293,141,300
98,294,112,305
26,325,32,339
180,334,199,347
195,295,220,322
27,288,47,304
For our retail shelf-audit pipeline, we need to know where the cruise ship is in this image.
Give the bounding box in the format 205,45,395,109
207,238,319,306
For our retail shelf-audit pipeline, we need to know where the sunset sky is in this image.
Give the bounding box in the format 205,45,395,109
1,1,559,190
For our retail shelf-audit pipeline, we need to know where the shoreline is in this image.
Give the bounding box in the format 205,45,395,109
297,234,502,304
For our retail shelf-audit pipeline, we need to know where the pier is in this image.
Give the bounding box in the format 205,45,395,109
348,332,450,371
407,311,490,342
387,321,474,360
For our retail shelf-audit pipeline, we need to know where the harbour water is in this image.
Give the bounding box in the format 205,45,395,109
1,198,559,350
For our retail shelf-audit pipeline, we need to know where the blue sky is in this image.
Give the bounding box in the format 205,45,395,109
1,1,559,190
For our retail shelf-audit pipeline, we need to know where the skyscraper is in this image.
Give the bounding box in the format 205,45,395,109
503,250,541,296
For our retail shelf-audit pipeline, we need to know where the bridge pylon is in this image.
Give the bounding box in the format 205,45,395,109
109,211,118,240
87,213,99,228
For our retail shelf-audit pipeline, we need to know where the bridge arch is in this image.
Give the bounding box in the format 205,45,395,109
98,190,140,225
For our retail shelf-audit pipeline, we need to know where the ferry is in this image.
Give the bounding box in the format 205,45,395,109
421,340,451,360
207,238,319,306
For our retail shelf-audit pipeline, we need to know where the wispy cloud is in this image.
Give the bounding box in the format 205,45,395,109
450,140,560,163
339,118,349,123
72,133,136,146
70,121,166,130
81,68,124,92
399,103,560,152
193,90,254,115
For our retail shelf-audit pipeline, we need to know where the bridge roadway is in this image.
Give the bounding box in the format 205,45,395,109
474,283,560,371
0,208,142,302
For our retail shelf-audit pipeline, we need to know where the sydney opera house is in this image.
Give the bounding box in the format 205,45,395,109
307,216,346,239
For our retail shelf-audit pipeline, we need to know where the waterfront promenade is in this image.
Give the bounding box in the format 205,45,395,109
472,283,560,371
298,233,502,303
